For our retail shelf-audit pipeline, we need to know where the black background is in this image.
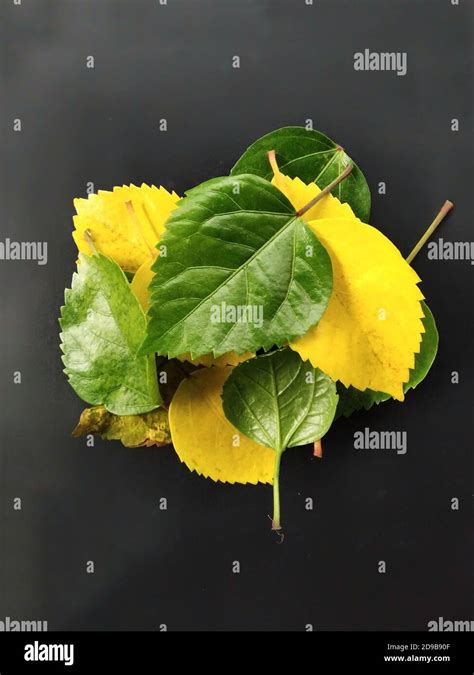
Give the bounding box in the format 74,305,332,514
0,0,472,631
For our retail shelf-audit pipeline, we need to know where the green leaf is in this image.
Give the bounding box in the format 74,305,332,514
72,405,171,448
222,348,338,530
336,301,438,418
222,348,338,451
231,126,371,222
60,253,161,415
140,174,333,358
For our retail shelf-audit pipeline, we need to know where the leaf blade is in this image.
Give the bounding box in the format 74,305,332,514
141,174,333,358
60,253,161,415
73,184,179,272
266,167,424,399
222,348,338,453
336,301,438,417
169,366,275,484
290,216,425,399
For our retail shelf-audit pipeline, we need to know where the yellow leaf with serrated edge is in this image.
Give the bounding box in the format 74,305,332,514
268,158,424,400
131,254,156,312
291,218,425,399
73,184,179,272
169,367,274,484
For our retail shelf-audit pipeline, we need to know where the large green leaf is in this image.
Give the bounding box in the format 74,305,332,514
60,253,161,415
231,126,371,222
336,301,438,418
140,175,333,359
222,348,338,530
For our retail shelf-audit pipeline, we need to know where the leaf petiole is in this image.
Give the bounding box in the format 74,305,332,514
313,439,323,457
295,162,354,217
406,200,454,264
272,449,283,531
267,149,354,218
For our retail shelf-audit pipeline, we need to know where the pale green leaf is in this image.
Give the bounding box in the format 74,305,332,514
60,253,161,415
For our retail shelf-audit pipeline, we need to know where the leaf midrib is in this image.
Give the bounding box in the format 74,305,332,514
287,372,318,448
269,358,282,453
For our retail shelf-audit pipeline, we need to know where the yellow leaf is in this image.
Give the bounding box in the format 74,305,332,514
73,183,179,272
169,367,274,484
291,217,425,399
131,254,156,312
177,351,254,368
268,161,424,400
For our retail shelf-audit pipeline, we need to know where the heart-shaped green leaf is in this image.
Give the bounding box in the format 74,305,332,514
336,301,438,418
222,348,338,451
140,174,333,359
60,253,161,415
231,126,371,222
222,348,338,530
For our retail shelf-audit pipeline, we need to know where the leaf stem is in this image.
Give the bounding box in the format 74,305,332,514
272,450,283,531
295,162,354,217
83,229,98,255
267,149,280,177
406,200,454,264
313,439,323,458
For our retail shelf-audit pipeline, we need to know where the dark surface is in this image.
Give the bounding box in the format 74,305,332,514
0,0,472,631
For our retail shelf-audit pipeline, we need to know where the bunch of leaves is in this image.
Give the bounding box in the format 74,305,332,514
61,127,448,535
